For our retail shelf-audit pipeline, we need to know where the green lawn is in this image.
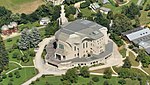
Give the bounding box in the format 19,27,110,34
4,36,20,50
139,0,150,25
119,47,127,58
80,7,96,17
0,68,38,85
34,75,139,85
128,52,139,66
142,65,150,75
2,63,21,74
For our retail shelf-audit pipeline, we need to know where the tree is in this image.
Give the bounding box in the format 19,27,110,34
45,21,59,37
122,57,131,68
18,29,30,50
111,14,133,35
148,12,150,17
107,11,114,20
103,68,112,79
52,5,61,21
92,76,99,82
118,79,126,85
8,73,13,78
0,6,12,27
87,80,94,85
68,14,75,21
77,12,83,18
118,68,130,78
103,80,109,85
122,3,141,19
94,12,110,28
30,28,41,48
80,66,90,78
80,1,91,8
65,5,76,17
134,16,140,27
10,13,21,23
61,68,78,83
0,36,8,73
109,33,123,47
144,4,150,11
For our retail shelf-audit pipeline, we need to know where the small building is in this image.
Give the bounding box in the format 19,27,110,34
100,7,111,14
40,17,50,25
1,25,9,35
102,0,109,4
90,3,100,10
122,27,150,54
1,22,18,35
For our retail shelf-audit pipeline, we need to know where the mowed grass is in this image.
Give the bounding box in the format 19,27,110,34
139,0,150,25
81,7,96,17
143,65,150,75
34,75,139,85
0,68,38,85
0,0,44,14
128,52,139,66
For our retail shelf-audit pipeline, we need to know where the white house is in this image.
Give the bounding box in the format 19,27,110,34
40,17,50,25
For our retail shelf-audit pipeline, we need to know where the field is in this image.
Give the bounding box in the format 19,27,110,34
0,0,44,14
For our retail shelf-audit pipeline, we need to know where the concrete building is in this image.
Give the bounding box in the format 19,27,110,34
100,7,111,14
40,17,50,25
122,27,150,54
46,19,113,69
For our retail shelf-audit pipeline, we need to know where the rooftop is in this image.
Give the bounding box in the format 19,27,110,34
55,19,105,42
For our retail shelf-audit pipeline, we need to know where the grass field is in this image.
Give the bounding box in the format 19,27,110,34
34,75,140,85
0,0,44,14
0,68,38,85
128,52,139,66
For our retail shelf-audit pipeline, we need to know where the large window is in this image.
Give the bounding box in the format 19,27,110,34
59,44,64,49
86,42,88,48
74,46,76,51
83,43,85,48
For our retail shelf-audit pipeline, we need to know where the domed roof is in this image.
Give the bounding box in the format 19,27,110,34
1,25,9,30
41,17,50,22
10,22,17,27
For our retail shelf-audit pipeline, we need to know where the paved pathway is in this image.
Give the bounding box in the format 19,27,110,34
22,36,66,85
90,72,118,77
123,40,149,76
137,0,143,5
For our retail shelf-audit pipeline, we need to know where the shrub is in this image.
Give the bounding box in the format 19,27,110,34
7,38,12,42
0,77,2,82
8,73,13,78
118,79,126,85
92,76,99,82
2,74,7,79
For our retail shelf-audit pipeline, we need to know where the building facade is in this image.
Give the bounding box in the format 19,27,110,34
46,20,113,69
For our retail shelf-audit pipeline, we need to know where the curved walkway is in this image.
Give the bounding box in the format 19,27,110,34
123,40,149,76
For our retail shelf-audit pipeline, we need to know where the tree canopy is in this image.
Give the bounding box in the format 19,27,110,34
111,14,133,35
0,36,8,73
122,3,141,19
